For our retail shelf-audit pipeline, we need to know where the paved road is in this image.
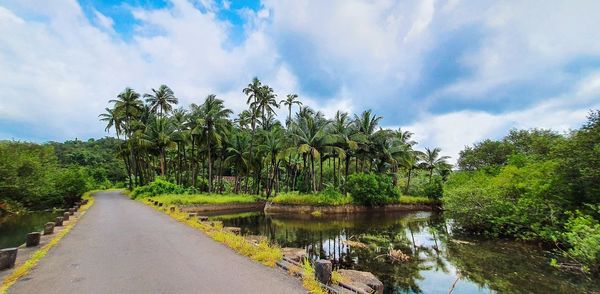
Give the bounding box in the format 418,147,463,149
10,191,304,294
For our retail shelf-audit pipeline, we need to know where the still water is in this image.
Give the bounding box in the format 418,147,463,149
0,211,60,248
211,210,599,294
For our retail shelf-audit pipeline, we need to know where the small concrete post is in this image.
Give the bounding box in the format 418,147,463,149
198,215,209,222
187,213,198,219
158,203,163,207
26,232,41,247
68,208,75,215
315,260,332,285
43,222,55,235
169,206,176,213
0,248,18,270
63,212,70,221
55,216,64,226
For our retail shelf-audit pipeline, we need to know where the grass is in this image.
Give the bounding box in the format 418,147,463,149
0,190,96,294
271,192,433,206
148,194,260,206
393,195,435,205
142,200,282,267
271,192,353,206
301,258,327,294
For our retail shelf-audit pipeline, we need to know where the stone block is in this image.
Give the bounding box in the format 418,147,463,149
26,232,41,247
0,248,18,270
315,260,332,284
55,216,64,226
43,222,55,235
63,212,70,221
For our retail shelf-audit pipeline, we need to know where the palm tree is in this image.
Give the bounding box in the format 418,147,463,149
243,77,262,105
330,111,362,189
280,94,302,126
258,126,285,197
225,131,250,193
99,107,122,138
403,150,424,193
144,85,178,116
251,85,278,127
354,110,383,172
421,147,451,182
147,117,174,176
289,109,332,192
198,95,232,192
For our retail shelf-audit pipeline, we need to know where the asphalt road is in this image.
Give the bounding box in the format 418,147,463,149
9,191,304,294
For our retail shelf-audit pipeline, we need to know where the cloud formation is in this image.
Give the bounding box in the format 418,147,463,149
0,0,599,163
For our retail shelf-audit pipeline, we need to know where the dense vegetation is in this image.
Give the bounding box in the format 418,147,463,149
0,138,125,214
445,110,600,274
100,79,451,203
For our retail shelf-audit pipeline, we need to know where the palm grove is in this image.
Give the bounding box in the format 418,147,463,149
100,79,451,199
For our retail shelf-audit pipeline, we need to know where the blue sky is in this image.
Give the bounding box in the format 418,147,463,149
1,0,599,161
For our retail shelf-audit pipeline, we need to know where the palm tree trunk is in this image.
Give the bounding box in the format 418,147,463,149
405,168,412,194
207,138,212,193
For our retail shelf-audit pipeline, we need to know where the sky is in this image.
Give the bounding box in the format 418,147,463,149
1,0,600,163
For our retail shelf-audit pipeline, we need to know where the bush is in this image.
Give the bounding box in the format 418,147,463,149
53,167,91,206
423,178,443,199
347,173,395,206
561,211,600,273
131,178,186,198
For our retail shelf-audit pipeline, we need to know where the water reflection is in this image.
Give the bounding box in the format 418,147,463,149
212,211,599,294
0,211,60,248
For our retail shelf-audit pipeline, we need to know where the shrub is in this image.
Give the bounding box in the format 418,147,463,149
347,173,395,206
561,211,600,273
423,178,443,199
131,178,186,198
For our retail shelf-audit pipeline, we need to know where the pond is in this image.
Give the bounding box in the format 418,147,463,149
0,211,61,249
209,210,599,294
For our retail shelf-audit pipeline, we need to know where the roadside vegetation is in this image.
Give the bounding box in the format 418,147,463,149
0,138,125,215
445,110,600,274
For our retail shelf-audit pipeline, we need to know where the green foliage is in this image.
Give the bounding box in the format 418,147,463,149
422,178,443,199
561,210,600,273
131,178,187,198
150,193,259,205
347,173,396,206
53,167,92,205
272,190,353,206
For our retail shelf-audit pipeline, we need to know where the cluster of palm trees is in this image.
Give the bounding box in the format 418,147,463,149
100,78,451,196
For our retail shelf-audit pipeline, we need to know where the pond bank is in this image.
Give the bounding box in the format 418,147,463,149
264,202,433,214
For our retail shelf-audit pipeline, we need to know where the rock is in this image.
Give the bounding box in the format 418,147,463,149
282,247,307,263
26,232,41,247
0,248,18,270
55,216,64,226
43,222,55,235
224,227,241,235
63,212,70,221
315,260,332,284
337,269,384,294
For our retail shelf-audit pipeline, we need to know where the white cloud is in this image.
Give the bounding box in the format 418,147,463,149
0,0,598,150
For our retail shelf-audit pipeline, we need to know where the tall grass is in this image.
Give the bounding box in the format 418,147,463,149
150,194,259,206
271,192,353,206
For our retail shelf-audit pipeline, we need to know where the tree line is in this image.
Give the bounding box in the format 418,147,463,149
99,78,451,197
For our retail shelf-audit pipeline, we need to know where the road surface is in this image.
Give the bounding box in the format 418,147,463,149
9,191,304,294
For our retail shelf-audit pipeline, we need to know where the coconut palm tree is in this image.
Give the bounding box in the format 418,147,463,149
280,94,302,126
251,85,278,127
144,85,178,116
354,110,383,172
198,94,232,192
147,117,174,176
99,107,122,137
421,147,451,182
